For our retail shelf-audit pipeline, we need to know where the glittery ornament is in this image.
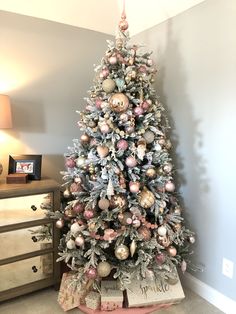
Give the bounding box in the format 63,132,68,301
167,246,177,257
139,187,155,208
56,219,64,229
66,239,76,250
65,158,76,168
143,130,155,144
75,235,85,247
117,139,128,150
102,79,116,93
101,68,109,78
97,261,112,278
70,222,81,235
163,163,173,173
110,194,127,211
138,226,151,241
130,240,137,257
83,210,94,220
109,93,129,113
76,156,86,168
157,226,167,236
146,168,157,179
165,181,175,192
97,145,109,158
134,106,144,116
98,198,110,210
125,156,137,168
80,133,90,144
86,267,97,279
103,229,117,242
115,244,129,260
129,181,140,193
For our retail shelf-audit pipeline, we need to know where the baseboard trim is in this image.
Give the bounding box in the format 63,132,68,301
180,272,236,314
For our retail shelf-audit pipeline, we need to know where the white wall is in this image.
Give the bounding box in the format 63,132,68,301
0,10,112,183
133,0,236,302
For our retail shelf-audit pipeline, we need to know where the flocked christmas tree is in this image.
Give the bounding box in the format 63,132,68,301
54,9,195,292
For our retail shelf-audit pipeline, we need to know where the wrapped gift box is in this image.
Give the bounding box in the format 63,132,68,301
85,291,101,310
58,272,88,311
101,280,124,311
126,271,185,308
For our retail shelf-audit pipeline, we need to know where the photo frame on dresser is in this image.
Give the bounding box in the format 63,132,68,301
8,154,42,180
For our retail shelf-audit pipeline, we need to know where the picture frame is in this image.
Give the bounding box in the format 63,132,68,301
8,154,42,180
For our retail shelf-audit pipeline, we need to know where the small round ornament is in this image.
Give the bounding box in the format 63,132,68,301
165,181,175,192
126,125,135,134
75,235,85,247
117,139,128,150
65,158,76,168
189,236,196,244
158,138,166,146
139,187,155,209
119,19,129,31
98,198,110,211
125,156,137,168
101,68,109,78
138,226,151,241
109,55,117,65
56,219,64,229
85,267,97,279
97,145,109,158
163,163,173,173
70,222,81,235
70,183,81,193
155,252,166,265
97,261,112,278
66,239,76,250
100,123,110,134
115,244,129,260
129,181,140,193
110,194,127,211
109,93,129,113
167,246,177,257
76,156,86,168
143,130,155,144
64,208,75,218
80,133,90,144
63,188,71,198
157,225,167,236
119,113,129,122
83,209,94,220
102,79,116,93
95,98,102,109
134,106,144,116
142,101,150,111
73,202,84,213
145,168,157,179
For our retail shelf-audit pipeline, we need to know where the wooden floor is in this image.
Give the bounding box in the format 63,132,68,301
0,287,224,314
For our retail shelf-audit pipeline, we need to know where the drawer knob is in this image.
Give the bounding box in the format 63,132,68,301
31,205,37,211
31,236,38,242
32,266,38,273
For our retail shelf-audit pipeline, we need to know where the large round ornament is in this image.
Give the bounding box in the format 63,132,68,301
83,209,95,220
66,239,76,250
125,156,137,168
109,93,129,113
129,181,140,193
102,79,116,93
115,244,129,260
165,181,175,192
143,130,155,144
80,134,90,144
98,198,110,211
139,187,155,209
70,222,81,235
97,261,112,278
110,194,127,211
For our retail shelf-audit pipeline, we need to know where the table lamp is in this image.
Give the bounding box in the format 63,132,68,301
0,94,12,175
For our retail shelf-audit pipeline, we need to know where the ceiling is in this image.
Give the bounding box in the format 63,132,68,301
0,0,206,36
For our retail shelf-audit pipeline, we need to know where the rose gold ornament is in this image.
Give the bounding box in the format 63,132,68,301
115,244,129,260
56,219,64,229
167,246,177,257
134,106,144,116
117,139,128,150
139,187,155,209
98,198,110,211
65,158,76,168
129,181,140,193
109,93,129,113
119,113,129,121
70,182,81,193
97,145,109,158
97,261,112,278
119,19,129,31
85,267,97,279
138,226,151,241
104,229,117,242
102,78,116,93
126,125,135,134
83,209,94,220
110,194,127,211
109,55,117,65
80,133,90,144
165,181,175,192
100,123,110,134
75,235,85,247
95,98,102,109
146,168,157,179
142,101,150,111
125,156,137,168
158,138,166,146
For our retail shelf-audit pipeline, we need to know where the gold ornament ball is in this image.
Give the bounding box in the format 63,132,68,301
138,226,151,241
98,198,110,211
80,133,90,144
167,246,177,257
110,194,127,211
139,187,155,209
115,244,129,260
109,93,129,113
146,168,157,179
97,261,112,277
102,79,116,93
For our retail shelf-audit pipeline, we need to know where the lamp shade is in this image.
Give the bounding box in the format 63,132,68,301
0,94,12,128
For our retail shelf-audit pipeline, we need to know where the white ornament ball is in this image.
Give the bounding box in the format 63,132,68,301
97,261,112,277
75,235,85,247
157,225,167,236
165,181,175,192
76,156,86,167
66,239,76,250
70,222,81,235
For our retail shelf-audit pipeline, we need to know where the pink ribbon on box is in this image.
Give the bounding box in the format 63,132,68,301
79,303,173,314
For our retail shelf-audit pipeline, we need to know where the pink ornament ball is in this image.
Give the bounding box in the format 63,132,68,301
73,202,84,213
129,181,140,193
109,56,117,65
65,158,76,168
100,68,109,78
85,267,97,279
126,126,135,134
125,156,137,168
117,139,128,150
142,101,150,111
134,106,144,116
83,210,94,220
95,98,102,109
119,19,129,31
155,252,165,265
100,124,110,134
75,235,85,247
165,181,175,192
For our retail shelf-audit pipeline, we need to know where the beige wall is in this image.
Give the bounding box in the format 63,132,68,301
0,10,112,183
133,0,236,302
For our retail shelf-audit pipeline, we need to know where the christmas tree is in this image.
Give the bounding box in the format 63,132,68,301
55,11,195,293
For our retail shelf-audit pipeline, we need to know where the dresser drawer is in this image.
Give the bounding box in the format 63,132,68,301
0,193,51,226
0,224,53,260
0,253,53,292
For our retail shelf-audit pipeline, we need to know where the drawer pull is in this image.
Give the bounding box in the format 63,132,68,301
32,266,38,273
31,236,38,242
31,205,37,211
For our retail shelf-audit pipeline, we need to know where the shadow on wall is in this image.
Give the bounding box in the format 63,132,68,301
146,20,210,271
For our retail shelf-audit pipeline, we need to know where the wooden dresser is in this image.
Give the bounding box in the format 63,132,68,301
0,178,61,302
